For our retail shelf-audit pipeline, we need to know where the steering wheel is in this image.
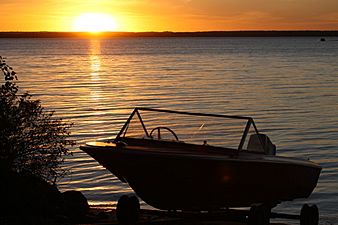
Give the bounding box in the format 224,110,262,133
149,126,179,141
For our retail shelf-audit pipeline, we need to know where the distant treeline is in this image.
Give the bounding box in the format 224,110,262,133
0,31,337,38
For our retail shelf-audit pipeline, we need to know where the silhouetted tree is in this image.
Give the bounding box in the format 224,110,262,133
0,56,75,184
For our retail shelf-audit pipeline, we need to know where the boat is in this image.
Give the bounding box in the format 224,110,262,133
80,107,321,223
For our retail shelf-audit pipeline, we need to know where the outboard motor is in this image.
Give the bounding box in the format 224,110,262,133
247,133,276,155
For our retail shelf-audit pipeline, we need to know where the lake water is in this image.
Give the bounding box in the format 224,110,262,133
1,36,337,224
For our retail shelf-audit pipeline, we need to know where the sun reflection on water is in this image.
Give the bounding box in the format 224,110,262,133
88,39,107,135
90,39,102,83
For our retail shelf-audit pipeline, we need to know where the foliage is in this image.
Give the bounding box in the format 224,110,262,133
0,56,75,184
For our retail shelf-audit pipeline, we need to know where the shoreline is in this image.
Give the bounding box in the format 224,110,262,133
0,30,337,38
85,205,291,225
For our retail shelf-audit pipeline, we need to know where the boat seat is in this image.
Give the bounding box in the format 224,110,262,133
247,133,276,155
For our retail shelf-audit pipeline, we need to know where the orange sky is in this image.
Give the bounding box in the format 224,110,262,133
2,0,338,31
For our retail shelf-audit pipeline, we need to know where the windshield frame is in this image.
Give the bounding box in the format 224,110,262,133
115,107,262,151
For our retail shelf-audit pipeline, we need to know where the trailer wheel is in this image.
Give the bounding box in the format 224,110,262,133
248,205,270,225
116,195,140,224
129,195,140,223
300,204,319,225
310,205,319,225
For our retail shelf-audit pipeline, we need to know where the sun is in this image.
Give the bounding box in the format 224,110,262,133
73,13,118,32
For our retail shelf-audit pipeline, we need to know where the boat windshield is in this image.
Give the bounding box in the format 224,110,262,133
116,108,264,151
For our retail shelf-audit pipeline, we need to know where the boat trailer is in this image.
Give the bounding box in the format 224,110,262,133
115,195,319,225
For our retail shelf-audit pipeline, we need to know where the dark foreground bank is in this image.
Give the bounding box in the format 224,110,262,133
0,169,89,225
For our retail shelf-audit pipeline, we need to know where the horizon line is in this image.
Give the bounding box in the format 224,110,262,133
0,30,337,38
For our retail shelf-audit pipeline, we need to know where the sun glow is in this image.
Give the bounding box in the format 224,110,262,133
73,13,118,32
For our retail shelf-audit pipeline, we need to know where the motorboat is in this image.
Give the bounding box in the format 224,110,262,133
80,107,321,224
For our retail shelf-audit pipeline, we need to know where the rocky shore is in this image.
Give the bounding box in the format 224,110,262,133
0,169,89,225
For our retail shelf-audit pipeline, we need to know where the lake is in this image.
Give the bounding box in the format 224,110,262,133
0,36,337,224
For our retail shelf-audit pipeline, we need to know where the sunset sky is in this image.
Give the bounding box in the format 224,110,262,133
2,0,338,32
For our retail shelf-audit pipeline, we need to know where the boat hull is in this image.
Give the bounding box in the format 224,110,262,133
81,142,321,210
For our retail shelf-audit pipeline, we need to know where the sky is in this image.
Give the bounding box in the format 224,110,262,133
2,0,338,32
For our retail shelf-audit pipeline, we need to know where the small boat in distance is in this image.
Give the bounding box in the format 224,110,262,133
80,107,321,224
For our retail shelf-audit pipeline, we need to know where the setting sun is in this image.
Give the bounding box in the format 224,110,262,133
73,13,118,32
